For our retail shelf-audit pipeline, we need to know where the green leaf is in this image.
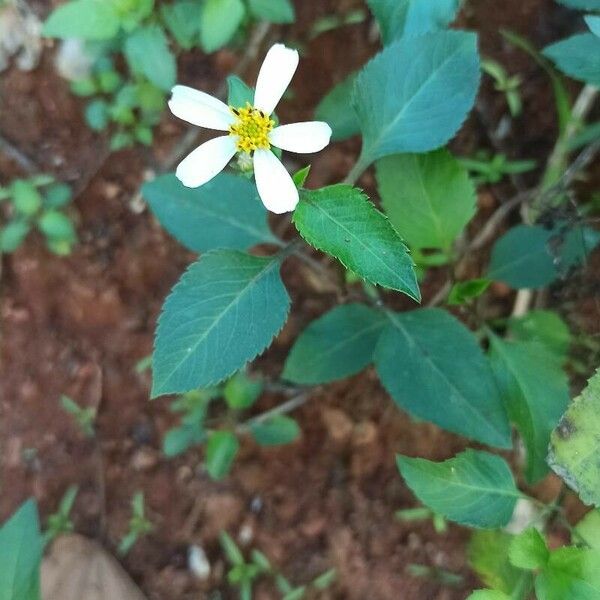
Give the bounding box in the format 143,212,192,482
315,72,361,142
200,0,246,53
0,221,30,253
293,185,419,300
227,75,254,107
367,0,460,44
248,0,295,24
488,224,600,289
575,509,600,549
586,15,600,37
447,279,491,305
205,431,239,479
375,309,511,448
85,99,110,131
223,372,263,409
509,528,549,570
507,310,571,361
468,530,523,594
467,592,511,600
37,210,76,241
43,0,120,40
0,499,42,600
352,31,480,165
375,149,476,251
152,250,290,397
163,423,206,457
250,415,300,446
124,25,177,91
490,336,569,483
536,547,600,600
160,1,201,49
43,183,72,209
397,450,520,528
544,34,600,86
11,180,42,216
220,531,244,565
283,304,387,384
548,369,600,506
144,174,275,253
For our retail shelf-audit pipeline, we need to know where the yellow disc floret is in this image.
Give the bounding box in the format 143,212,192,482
228,103,275,154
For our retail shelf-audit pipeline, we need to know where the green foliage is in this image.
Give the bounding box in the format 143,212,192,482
152,250,290,397
43,0,120,40
205,431,240,479
293,185,420,300
575,509,600,549
283,304,386,384
60,395,96,438
556,0,600,8
586,15,600,37
467,592,511,600
315,73,360,142
375,309,511,447
367,0,461,44
200,0,246,53
489,336,569,483
227,75,254,107
352,31,480,165
248,0,295,24
223,371,263,410
507,310,571,362
488,223,600,289
250,415,300,446
44,486,79,546
0,499,42,600
548,369,600,506
160,1,201,49
509,528,549,571
118,492,154,555
375,149,476,251
448,279,491,305
144,173,276,253
0,176,75,255
468,530,523,594
544,34,600,86
481,58,523,117
397,450,520,528
459,152,537,185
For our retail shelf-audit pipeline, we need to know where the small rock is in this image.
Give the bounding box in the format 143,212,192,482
322,408,354,445
130,447,159,472
188,545,210,580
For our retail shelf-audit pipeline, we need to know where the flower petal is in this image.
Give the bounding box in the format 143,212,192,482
169,85,234,130
176,136,237,188
253,44,299,115
254,149,299,214
270,122,332,153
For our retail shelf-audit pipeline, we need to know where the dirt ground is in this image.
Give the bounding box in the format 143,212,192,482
1,1,598,599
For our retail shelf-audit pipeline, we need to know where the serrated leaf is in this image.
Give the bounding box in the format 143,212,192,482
535,547,600,600
143,173,276,253
124,25,176,91
200,0,246,53
490,336,569,483
293,185,419,300
43,0,120,40
205,431,239,479
248,0,295,24
468,530,523,594
544,34,600,86
488,224,600,289
0,499,42,600
548,369,600,506
352,31,480,165
509,528,549,570
250,415,300,446
315,72,361,142
375,309,511,448
283,304,387,384
397,450,520,528
152,250,290,397
376,149,476,251
367,0,461,44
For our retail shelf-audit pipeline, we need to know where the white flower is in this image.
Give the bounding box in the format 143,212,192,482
168,44,332,214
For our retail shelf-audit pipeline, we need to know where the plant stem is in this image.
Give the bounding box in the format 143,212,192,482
236,392,310,434
343,154,371,186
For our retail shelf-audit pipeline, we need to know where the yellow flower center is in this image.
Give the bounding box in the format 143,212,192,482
228,103,275,154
